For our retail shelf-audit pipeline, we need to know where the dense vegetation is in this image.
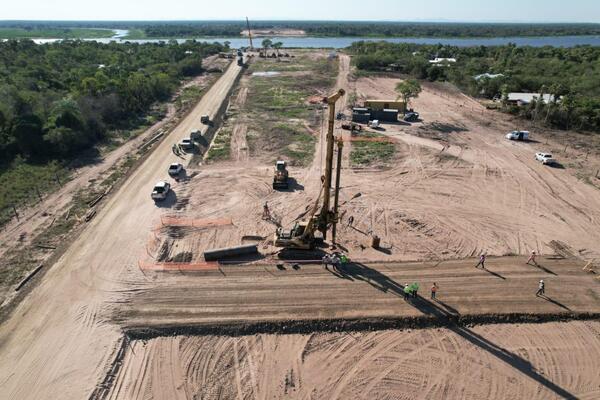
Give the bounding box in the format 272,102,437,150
348,41,600,132
2,21,600,39
142,22,600,38
0,40,226,163
0,27,115,39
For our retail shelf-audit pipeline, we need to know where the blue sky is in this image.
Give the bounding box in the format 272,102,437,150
2,0,599,22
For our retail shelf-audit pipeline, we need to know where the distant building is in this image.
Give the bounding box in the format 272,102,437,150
506,92,561,105
474,73,504,81
429,57,457,64
364,99,406,113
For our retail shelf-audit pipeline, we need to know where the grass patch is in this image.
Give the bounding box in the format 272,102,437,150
248,123,315,166
0,159,71,226
0,27,114,39
206,128,232,161
175,86,205,111
122,29,147,40
350,133,396,167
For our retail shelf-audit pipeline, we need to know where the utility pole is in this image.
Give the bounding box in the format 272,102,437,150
246,17,253,50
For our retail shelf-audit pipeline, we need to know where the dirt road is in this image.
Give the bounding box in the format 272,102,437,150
119,256,600,329
0,61,242,400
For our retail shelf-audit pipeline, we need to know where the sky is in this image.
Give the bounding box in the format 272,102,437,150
1,0,599,23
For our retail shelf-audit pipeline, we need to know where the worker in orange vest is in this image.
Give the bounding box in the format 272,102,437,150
431,282,438,300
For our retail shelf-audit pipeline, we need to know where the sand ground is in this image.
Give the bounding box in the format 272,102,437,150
1,53,599,400
108,321,600,400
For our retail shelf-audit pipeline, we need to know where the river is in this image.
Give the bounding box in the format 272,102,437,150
30,31,600,48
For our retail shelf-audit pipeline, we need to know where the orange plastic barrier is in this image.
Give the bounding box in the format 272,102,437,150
138,260,219,272
159,216,233,228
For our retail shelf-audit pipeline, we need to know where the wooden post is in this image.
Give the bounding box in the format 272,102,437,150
13,205,19,221
596,169,599,178
55,172,62,187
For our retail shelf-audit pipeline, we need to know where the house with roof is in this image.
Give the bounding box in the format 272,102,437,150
506,92,561,105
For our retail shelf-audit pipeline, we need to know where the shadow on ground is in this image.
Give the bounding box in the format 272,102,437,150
324,261,578,400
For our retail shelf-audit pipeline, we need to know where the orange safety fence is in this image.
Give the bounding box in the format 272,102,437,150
159,216,233,228
138,260,219,272
343,136,397,143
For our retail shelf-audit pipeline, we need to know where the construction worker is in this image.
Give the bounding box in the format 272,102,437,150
411,282,419,298
262,202,271,220
322,254,331,270
475,253,486,269
527,251,537,266
431,282,438,299
339,253,349,266
403,283,411,300
330,253,341,272
536,279,545,297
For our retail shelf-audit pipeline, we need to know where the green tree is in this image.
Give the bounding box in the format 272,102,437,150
261,38,272,52
272,41,283,57
395,79,422,110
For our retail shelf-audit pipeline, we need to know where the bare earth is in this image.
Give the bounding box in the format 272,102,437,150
1,54,600,400
241,29,306,37
108,321,600,400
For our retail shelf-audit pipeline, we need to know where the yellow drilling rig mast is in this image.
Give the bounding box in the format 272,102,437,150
274,89,345,250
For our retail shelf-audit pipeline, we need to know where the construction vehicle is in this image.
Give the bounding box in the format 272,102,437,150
341,122,362,132
273,160,289,189
274,89,345,249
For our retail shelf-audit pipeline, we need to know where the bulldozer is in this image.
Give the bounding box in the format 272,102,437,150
274,89,345,250
272,160,289,189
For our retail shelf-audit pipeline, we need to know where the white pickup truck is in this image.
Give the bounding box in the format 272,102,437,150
535,152,556,165
151,181,171,201
506,130,529,140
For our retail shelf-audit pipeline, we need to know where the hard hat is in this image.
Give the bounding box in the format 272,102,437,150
540,279,544,283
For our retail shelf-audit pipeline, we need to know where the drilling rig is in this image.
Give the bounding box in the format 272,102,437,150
274,89,345,250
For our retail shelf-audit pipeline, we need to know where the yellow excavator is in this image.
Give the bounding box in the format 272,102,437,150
274,89,345,250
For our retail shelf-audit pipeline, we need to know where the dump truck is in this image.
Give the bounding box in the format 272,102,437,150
273,160,289,189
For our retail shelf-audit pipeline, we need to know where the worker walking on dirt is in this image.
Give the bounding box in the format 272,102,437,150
262,202,271,221
536,279,545,297
527,251,537,266
431,282,438,300
475,253,486,269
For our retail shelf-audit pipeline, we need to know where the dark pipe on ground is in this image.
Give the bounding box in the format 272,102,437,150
203,244,258,261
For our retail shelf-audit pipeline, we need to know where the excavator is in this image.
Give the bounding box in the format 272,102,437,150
274,89,345,250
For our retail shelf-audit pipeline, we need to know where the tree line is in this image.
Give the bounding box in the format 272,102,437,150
348,41,600,132
0,40,227,163
139,22,600,38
